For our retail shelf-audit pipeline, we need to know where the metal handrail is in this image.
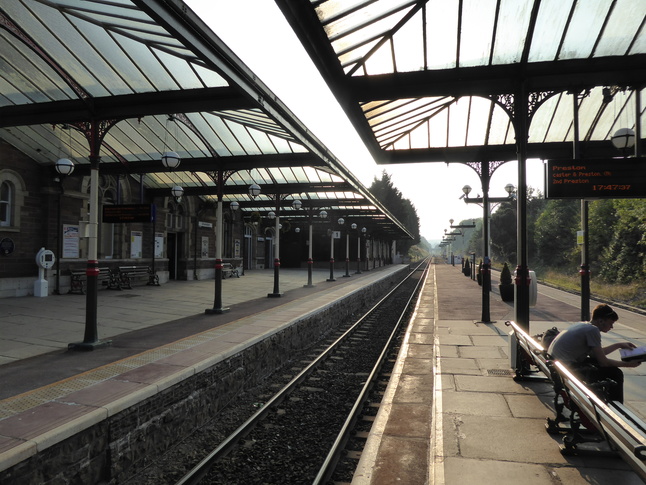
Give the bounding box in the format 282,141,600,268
507,320,646,481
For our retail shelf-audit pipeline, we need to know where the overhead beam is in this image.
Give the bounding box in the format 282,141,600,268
377,140,640,164
72,153,324,176
348,56,646,101
146,181,354,197
0,87,252,128
230,199,373,210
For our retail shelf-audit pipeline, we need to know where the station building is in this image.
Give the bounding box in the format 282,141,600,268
0,1,411,299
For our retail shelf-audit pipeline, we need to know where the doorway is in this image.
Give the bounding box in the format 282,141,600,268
167,232,182,280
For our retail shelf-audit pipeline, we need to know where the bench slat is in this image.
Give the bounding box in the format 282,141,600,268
117,265,159,289
68,268,113,295
221,263,239,279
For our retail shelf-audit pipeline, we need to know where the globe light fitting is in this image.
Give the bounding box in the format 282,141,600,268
611,128,636,150
319,210,327,219
230,201,239,211
268,211,276,219
55,158,75,176
248,183,261,198
292,199,302,210
161,151,181,169
171,185,184,200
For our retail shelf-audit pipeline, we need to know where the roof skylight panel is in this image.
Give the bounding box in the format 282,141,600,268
490,0,533,65
458,0,496,67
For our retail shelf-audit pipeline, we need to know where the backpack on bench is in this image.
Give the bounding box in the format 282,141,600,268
535,327,560,352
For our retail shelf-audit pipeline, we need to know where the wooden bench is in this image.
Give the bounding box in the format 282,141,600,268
507,320,646,478
117,265,159,289
68,267,113,294
221,262,239,279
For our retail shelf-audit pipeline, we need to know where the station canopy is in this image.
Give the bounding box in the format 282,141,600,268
0,1,411,239
275,0,646,165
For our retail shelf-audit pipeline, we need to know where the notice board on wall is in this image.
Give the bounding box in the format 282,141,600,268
545,158,646,199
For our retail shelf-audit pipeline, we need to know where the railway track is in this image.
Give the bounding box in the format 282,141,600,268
172,261,428,485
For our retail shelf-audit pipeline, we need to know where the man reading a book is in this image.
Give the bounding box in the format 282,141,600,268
548,304,640,403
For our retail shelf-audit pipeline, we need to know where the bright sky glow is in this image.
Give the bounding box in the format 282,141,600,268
187,0,546,243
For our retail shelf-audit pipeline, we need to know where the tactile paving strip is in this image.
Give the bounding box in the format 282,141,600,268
0,325,226,419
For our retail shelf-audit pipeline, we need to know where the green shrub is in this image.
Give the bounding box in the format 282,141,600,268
500,262,512,285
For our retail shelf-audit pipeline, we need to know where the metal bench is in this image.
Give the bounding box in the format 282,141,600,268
68,267,113,294
507,320,646,479
117,265,159,289
221,262,239,279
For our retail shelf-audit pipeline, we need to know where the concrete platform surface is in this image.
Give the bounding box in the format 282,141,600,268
2,262,646,484
353,263,646,485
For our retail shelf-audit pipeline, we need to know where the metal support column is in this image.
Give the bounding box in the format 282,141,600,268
69,121,112,350
514,87,531,333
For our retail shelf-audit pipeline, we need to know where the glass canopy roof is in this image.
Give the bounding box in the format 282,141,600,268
276,0,646,163
0,0,411,238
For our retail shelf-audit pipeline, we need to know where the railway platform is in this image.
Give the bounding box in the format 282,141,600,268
355,263,646,485
1,262,646,484
0,264,405,482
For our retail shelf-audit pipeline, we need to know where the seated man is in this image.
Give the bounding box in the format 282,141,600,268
548,303,640,403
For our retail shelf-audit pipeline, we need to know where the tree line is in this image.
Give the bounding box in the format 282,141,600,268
369,171,421,256
367,170,644,285
449,190,646,283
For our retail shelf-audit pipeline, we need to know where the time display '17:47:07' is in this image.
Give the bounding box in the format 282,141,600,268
593,184,631,191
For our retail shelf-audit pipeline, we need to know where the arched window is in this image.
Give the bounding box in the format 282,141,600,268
165,201,185,230
176,204,185,230
166,202,175,229
0,170,25,230
0,181,12,227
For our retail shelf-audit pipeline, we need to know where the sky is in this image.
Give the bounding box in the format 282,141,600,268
186,0,546,243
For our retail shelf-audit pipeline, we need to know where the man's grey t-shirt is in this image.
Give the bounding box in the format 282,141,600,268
548,323,601,363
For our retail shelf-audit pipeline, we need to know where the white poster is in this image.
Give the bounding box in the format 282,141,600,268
201,236,209,258
130,231,143,258
155,232,164,258
62,224,80,258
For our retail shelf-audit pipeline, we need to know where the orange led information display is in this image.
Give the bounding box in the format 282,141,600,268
102,204,155,223
546,158,646,199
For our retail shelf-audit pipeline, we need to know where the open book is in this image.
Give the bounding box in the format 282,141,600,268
620,346,646,362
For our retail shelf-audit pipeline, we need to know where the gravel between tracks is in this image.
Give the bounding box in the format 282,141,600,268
124,276,417,485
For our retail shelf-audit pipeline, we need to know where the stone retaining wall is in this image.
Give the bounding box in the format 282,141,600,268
1,269,405,484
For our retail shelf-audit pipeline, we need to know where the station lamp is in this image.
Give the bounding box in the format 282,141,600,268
55,158,75,177
161,151,181,170
248,183,261,198
611,128,636,150
171,185,184,202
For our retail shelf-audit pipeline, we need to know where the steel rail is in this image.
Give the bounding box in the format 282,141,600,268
312,259,429,484
175,259,427,485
